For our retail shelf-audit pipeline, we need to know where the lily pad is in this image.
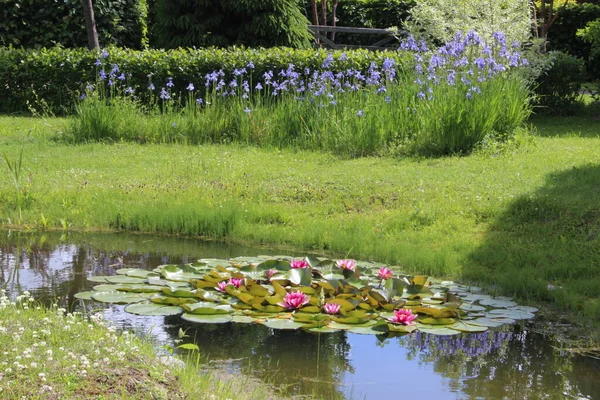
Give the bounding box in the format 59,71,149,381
478,298,518,308
448,321,488,333
182,313,233,324
124,303,183,316
487,309,535,320
74,291,96,300
232,315,258,324
417,327,461,336
105,276,147,285
261,319,307,330
92,292,151,304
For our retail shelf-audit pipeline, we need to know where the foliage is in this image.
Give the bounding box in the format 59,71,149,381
67,32,531,156
534,51,587,114
2,115,600,322
404,0,531,46
0,46,410,114
302,0,416,45
0,0,147,50
547,2,600,76
0,290,276,399
577,18,600,80
150,0,312,49
76,256,536,336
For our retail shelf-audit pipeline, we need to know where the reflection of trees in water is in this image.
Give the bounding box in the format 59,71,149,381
167,320,352,399
392,325,600,399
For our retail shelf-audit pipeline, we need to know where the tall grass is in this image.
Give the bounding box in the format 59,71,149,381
67,31,531,156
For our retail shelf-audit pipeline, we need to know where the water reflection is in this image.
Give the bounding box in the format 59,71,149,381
0,231,598,400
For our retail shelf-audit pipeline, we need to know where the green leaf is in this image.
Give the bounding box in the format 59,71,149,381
287,268,312,286
73,291,96,300
448,321,488,333
124,303,183,316
232,315,257,324
181,313,233,324
92,292,151,304
105,276,147,284
177,343,200,351
261,319,307,330
416,327,460,336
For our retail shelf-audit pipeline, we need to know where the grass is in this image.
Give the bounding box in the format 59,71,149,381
0,112,599,330
0,291,278,399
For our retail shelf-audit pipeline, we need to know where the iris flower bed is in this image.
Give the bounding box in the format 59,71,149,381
76,255,537,336
69,31,531,156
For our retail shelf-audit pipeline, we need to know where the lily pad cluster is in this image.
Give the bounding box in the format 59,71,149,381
76,256,537,336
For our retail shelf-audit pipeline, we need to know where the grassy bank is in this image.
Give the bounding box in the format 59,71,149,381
1,115,599,327
0,291,276,399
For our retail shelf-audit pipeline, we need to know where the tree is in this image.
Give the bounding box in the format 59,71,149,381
405,0,531,46
532,0,574,51
81,0,99,50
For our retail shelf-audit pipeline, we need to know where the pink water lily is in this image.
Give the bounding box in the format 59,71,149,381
265,269,278,280
229,278,244,288
336,259,356,271
323,303,341,315
278,291,309,310
377,267,393,280
216,281,228,293
388,309,417,325
290,259,309,269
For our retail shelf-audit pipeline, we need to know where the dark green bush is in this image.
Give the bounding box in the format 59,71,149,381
149,0,312,49
534,51,587,115
547,2,600,76
0,0,148,50
0,46,413,114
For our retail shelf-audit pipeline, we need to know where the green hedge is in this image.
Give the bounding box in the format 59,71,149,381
0,0,148,50
0,46,413,114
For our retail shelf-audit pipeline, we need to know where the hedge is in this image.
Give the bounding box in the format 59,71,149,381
0,46,414,114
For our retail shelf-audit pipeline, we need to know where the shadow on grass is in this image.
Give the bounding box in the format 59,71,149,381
529,108,600,138
466,164,600,319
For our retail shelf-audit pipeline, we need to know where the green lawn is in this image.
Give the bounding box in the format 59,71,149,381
1,115,599,326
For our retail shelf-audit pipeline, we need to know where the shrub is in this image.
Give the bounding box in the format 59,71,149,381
149,0,312,49
0,46,413,114
533,51,587,115
547,2,600,77
404,0,531,46
0,0,148,50
577,18,600,81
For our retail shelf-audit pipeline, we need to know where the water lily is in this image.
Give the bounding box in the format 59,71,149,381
290,260,309,269
265,269,278,280
336,259,356,271
377,267,393,280
229,278,243,288
388,309,417,325
323,303,341,315
278,291,309,310
216,281,228,292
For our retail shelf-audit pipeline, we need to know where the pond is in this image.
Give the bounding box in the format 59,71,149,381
1,231,598,400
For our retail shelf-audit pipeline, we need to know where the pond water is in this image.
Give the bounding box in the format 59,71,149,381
1,231,599,400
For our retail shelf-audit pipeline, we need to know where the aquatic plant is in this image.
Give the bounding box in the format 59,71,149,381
76,255,537,336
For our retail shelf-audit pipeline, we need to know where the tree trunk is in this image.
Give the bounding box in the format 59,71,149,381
331,0,339,41
311,0,319,25
81,0,99,50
